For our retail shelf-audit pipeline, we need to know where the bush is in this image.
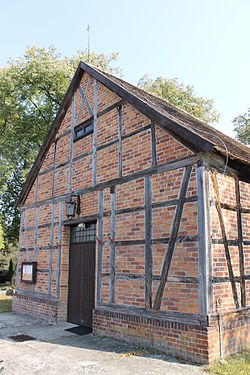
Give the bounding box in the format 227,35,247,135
0,270,8,283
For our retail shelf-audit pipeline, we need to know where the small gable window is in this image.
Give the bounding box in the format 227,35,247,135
74,121,93,141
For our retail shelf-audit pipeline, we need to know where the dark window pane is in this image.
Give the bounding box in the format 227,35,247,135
75,128,84,138
71,223,96,244
84,124,93,134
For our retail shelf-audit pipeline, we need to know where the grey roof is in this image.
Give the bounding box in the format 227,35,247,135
18,62,250,206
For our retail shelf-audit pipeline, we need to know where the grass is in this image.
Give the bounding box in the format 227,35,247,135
0,295,12,314
206,349,250,375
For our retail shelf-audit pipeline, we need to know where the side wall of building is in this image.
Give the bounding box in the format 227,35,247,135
13,72,200,318
205,171,250,360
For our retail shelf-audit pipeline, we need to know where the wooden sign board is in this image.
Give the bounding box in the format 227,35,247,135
21,262,37,284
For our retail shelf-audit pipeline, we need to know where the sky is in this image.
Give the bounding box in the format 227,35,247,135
1,0,250,138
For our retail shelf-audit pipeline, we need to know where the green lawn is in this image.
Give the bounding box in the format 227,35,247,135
0,295,12,314
206,349,250,375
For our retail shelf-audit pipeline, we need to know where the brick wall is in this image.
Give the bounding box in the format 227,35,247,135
14,70,250,364
207,310,250,361
209,171,250,313
16,72,197,311
12,293,59,321
93,307,250,364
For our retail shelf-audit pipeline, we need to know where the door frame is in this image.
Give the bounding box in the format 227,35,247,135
67,221,97,326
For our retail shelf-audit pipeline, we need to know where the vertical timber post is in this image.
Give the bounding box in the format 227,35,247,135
48,203,55,296
34,176,39,262
32,206,39,294
68,93,75,193
92,79,98,186
56,200,63,298
23,210,29,261
33,208,39,261
96,190,104,304
52,141,57,197
197,166,212,316
150,122,157,167
109,187,116,303
118,105,123,177
15,212,23,290
144,175,153,309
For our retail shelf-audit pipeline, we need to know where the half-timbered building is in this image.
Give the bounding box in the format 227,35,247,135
14,62,250,363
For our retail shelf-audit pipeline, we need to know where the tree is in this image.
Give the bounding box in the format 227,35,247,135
8,258,14,282
0,222,4,251
0,46,121,249
233,108,250,145
138,75,219,124
0,219,7,268
1,46,220,256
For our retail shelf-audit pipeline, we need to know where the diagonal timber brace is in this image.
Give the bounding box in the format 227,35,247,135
74,94,85,127
234,177,246,307
79,78,94,117
153,165,193,310
211,171,239,309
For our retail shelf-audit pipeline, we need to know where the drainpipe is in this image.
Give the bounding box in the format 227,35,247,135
218,295,223,360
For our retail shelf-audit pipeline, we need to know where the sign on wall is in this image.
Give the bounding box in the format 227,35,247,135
21,262,37,284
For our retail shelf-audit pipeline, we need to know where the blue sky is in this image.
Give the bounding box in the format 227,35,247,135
1,0,250,138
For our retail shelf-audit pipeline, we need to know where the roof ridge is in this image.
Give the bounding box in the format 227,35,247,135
90,63,249,156
18,61,250,206
90,64,216,146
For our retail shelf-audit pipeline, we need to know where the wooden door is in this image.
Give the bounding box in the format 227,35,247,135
68,223,96,327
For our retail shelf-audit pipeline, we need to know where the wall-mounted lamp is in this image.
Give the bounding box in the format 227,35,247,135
65,193,81,218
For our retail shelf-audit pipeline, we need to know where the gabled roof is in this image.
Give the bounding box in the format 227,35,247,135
18,62,250,206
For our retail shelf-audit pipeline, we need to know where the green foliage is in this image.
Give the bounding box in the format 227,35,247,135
0,295,12,314
0,46,120,248
233,108,250,145
8,259,14,281
138,75,219,124
0,221,5,268
1,46,221,256
206,349,250,375
0,223,4,251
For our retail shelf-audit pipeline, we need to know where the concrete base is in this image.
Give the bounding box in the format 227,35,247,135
0,312,205,375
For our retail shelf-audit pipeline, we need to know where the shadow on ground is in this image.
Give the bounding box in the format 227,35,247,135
0,312,205,375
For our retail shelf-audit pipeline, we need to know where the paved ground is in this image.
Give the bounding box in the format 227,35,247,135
0,313,206,374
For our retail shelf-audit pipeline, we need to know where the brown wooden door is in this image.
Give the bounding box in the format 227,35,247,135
68,223,96,327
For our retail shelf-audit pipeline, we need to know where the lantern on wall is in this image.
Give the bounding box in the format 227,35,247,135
66,196,76,218
65,193,81,218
